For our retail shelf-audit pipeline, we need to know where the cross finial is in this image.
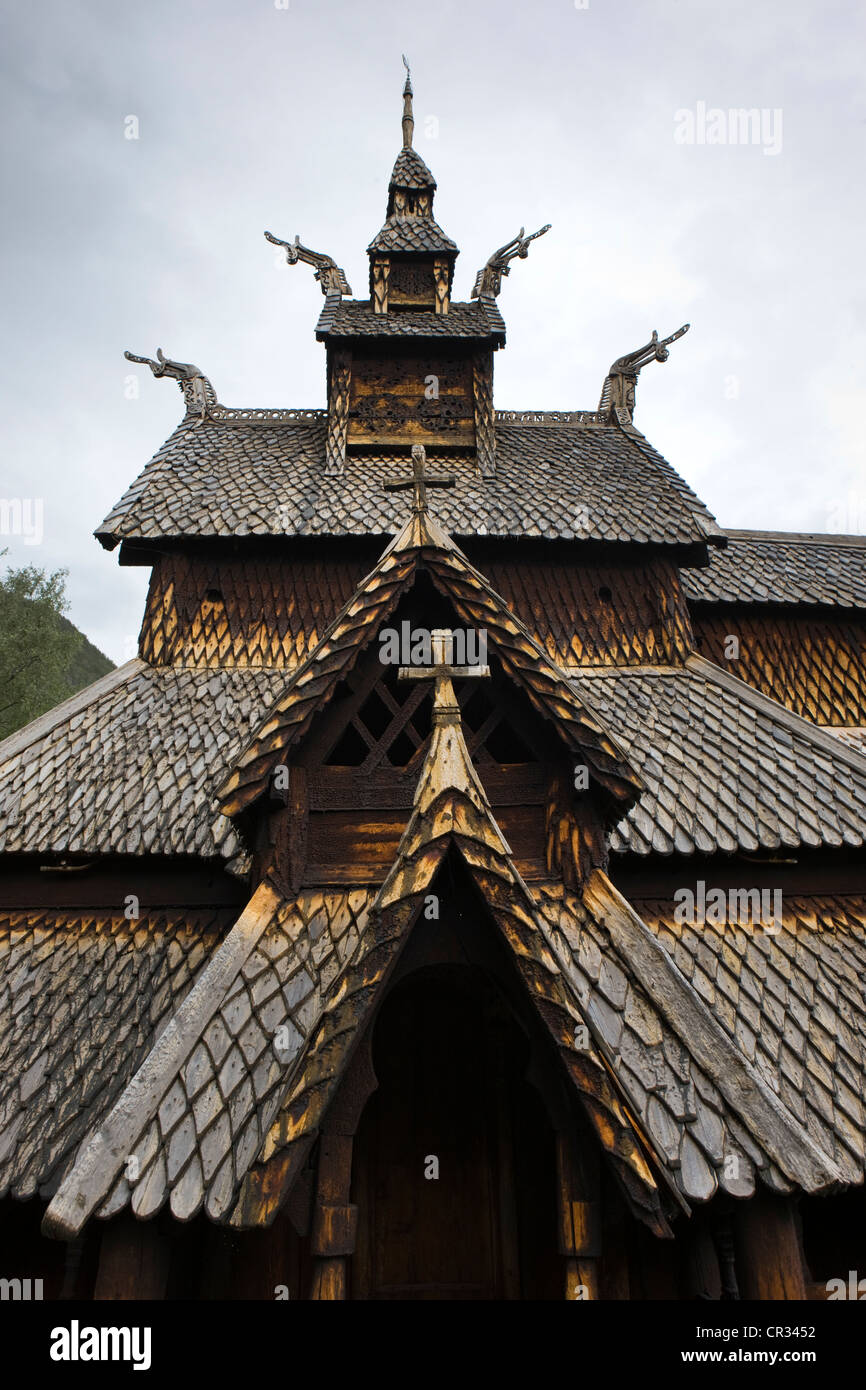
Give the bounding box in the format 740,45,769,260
384,443,454,515
399,628,490,726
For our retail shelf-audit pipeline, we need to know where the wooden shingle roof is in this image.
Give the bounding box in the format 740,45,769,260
217,505,643,819
0,908,232,1200
95,416,723,549
315,298,499,338
683,530,866,607
578,655,866,857
366,216,457,255
0,663,286,867
633,891,866,1186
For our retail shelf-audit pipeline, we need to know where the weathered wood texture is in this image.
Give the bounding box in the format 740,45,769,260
139,548,692,674
0,909,230,1202
734,1194,808,1300
556,1132,601,1299
387,255,437,308
484,555,694,667
218,511,643,818
631,890,866,1188
325,347,352,476
472,350,496,479
94,1214,170,1300
239,694,668,1239
350,966,559,1299
309,1135,357,1298
139,553,368,666
347,347,475,447
693,606,866,725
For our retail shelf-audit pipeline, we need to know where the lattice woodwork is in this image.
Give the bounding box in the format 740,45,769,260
388,258,436,307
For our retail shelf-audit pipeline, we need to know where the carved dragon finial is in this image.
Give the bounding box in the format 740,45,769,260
471,224,551,300
124,348,217,421
401,54,414,148
597,323,690,425
264,231,352,298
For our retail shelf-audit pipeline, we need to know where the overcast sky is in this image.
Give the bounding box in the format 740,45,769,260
1,0,864,663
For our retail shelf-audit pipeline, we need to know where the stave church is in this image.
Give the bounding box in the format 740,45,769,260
1,65,865,1301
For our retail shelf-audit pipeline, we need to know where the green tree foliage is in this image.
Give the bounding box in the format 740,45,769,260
0,556,114,740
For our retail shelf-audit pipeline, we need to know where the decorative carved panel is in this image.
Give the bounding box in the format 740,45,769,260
348,348,475,447
388,258,436,307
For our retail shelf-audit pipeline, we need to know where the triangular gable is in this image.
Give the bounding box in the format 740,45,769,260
43,676,843,1243
230,673,669,1236
218,504,642,819
43,675,660,1241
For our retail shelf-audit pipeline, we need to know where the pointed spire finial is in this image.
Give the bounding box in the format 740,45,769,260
401,54,414,148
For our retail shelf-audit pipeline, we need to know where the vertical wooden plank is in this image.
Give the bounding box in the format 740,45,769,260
287,766,308,894
555,1130,601,1300
93,1215,170,1301
734,1194,808,1300
308,1135,356,1300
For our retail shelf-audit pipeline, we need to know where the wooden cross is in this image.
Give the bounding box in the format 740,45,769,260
385,443,454,514
399,627,490,725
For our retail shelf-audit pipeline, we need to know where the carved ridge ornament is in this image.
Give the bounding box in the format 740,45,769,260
265,232,353,298
495,409,600,426
124,349,217,421
472,224,551,300
597,324,690,424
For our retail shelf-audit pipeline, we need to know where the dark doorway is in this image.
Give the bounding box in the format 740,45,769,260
350,963,560,1300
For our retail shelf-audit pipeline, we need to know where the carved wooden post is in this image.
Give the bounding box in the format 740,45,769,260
556,1130,601,1299
286,766,308,894
433,258,450,315
325,347,352,476
309,1134,358,1300
473,350,496,479
372,258,390,315
308,1036,377,1300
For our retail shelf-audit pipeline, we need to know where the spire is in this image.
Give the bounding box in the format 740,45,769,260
401,54,414,149
367,62,458,310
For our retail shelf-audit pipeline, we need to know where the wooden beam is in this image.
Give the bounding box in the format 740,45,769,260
556,1131,601,1300
308,1135,357,1300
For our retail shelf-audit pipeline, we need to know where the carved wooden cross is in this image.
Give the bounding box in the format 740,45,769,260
399,627,490,724
385,443,454,514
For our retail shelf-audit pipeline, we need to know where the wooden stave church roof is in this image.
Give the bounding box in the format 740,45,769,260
3,632,866,870
37,690,849,1239
2,66,866,1243
3,512,866,1221
94,414,724,551
683,530,866,608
